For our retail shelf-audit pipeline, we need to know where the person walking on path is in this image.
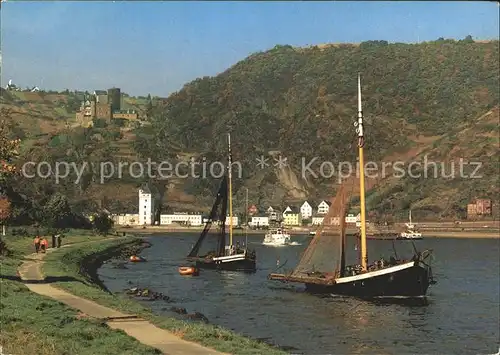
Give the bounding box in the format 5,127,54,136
33,235,41,253
40,237,48,253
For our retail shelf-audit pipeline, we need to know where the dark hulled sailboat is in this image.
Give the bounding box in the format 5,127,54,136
187,134,256,272
268,75,436,298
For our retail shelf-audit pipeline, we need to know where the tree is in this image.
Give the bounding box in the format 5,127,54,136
65,95,81,113
462,35,474,43
92,212,113,235
0,110,21,194
0,196,11,236
43,193,73,231
145,94,153,120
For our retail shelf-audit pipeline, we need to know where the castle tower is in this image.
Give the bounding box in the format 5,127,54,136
108,87,121,112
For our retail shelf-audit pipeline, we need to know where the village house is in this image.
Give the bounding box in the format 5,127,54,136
225,216,239,226
112,213,139,225
467,198,492,219
317,200,331,214
161,212,203,226
248,204,258,216
283,207,302,226
345,213,359,224
4,79,20,91
311,214,324,226
250,214,269,227
311,213,360,226
300,201,313,219
266,206,282,221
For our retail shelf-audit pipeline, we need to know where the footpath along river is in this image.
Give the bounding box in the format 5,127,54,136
98,233,500,354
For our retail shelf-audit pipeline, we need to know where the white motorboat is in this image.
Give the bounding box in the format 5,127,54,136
397,210,423,240
263,227,291,246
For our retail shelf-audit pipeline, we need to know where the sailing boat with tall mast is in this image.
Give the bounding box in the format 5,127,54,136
186,133,256,272
268,74,436,298
397,210,423,240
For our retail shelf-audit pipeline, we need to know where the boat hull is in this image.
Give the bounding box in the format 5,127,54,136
305,262,431,298
262,242,290,247
194,255,256,273
397,235,423,240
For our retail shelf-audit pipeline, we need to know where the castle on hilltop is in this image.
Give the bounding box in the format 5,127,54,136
75,87,138,127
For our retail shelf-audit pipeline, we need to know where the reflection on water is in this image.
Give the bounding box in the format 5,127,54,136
99,233,500,354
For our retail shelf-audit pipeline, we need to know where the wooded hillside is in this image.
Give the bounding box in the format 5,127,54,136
134,38,499,219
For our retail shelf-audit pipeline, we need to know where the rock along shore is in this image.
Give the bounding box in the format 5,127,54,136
79,237,152,293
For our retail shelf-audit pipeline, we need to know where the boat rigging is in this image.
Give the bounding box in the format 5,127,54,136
186,133,256,272
268,74,436,298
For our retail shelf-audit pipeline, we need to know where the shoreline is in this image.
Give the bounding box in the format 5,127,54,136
117,226,499,239
1,234,167,355
79,237,152,293
45,233,288,354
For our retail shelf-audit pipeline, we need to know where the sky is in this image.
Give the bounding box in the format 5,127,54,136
1,1,498,97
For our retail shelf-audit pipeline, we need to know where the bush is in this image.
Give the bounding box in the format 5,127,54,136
92,118,108,128
111,118,126,127
10,227,29,237
92,212,114,236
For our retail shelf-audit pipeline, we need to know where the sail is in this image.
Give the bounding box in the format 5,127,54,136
187,175,228,258
292,180,356,278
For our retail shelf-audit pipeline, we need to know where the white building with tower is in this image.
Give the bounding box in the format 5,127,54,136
138,186,155,225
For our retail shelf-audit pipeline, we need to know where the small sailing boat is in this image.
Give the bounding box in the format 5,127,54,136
397,210,423,240
268,74,436,298
186,134,257,272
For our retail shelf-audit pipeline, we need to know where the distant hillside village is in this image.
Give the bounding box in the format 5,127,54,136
4,79,40,92
111,186,362,228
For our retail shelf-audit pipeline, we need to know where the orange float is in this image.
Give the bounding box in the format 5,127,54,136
129,255,146,262
178,266,199,276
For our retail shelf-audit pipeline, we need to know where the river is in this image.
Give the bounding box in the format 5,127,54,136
98,233,499,354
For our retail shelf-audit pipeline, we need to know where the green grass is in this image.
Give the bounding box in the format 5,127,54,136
0,233,161,355
0,281,161,355
3,228,108,259
41,237,288,355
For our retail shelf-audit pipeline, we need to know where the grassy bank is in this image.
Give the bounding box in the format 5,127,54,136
0,233,161,355
41,235,288,355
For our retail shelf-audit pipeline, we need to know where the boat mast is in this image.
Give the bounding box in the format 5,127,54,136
245,187,249,248
356,73,368,271
227,133,234,246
